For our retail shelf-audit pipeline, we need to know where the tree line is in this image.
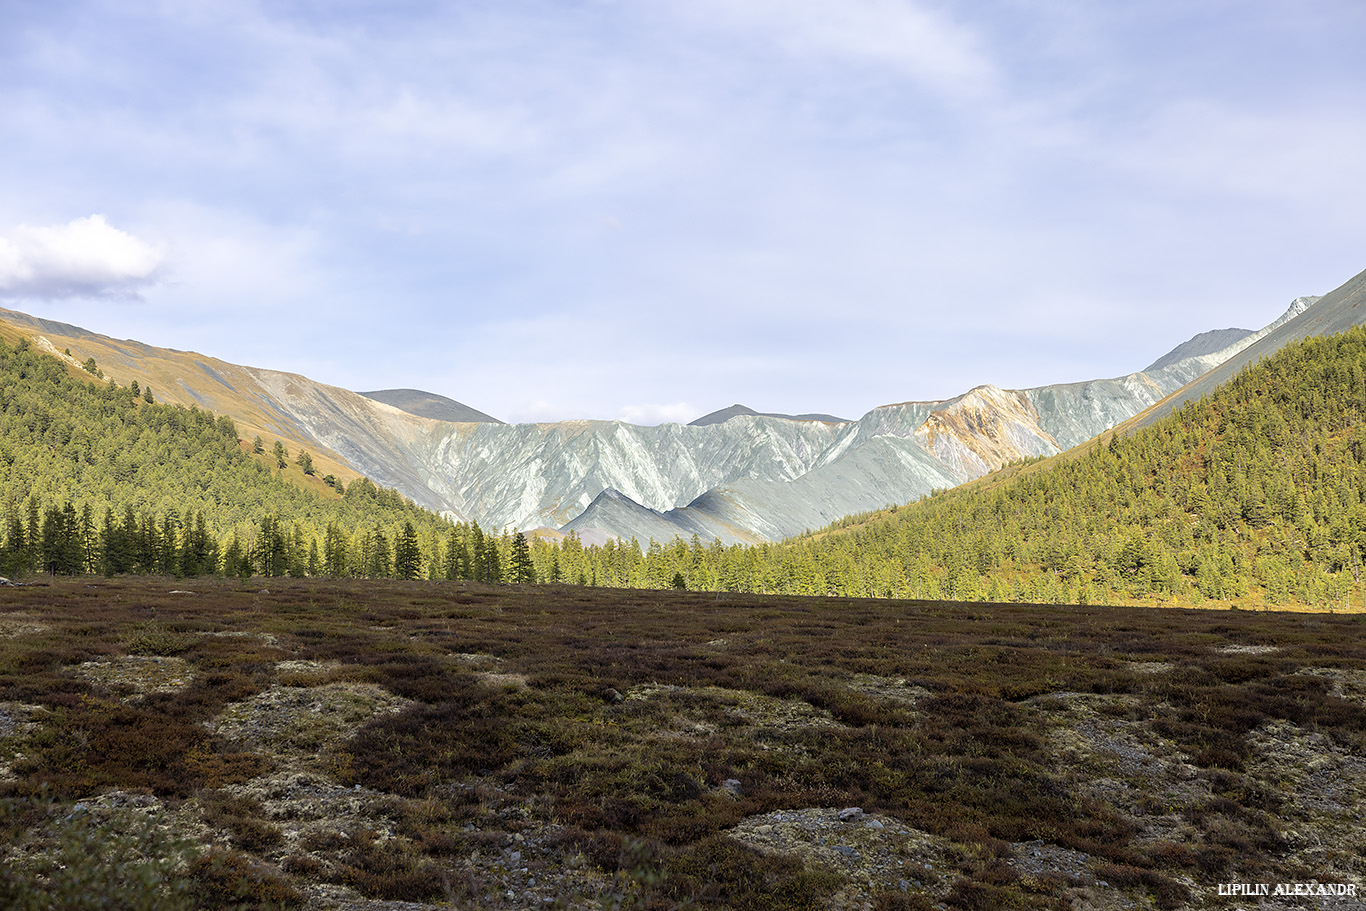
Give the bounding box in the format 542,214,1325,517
0,493,537,584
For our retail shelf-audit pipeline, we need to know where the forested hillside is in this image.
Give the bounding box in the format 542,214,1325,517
538,326,1366,610
0,336,506,581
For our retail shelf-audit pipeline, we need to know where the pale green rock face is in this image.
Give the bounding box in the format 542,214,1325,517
273,294,1337,545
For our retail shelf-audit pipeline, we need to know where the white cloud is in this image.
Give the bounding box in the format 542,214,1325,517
0,215,164,299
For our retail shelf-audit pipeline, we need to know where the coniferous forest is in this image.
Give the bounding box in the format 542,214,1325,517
0,337,504,583
5,325,1366,610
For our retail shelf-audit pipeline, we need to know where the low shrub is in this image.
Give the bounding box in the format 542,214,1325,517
343,697,517,795
200,792,284,851
124,621,200,657
13,698,213,798
0,797,197,911
190,848,303,910
340,833,447,901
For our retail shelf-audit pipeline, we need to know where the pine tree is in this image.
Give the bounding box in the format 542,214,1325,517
25,497,41,575
470,524,487,582
255,515,289,576
367,529,392,578
324,523,350,578
288,523,308,577
2,503,25,577
479,529,502,584
79,504,97,574
223,533,249,578
394,521,422,580
510,531,535,584
160,510,181,576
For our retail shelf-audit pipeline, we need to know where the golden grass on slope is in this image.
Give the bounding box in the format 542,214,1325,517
0,311,361,488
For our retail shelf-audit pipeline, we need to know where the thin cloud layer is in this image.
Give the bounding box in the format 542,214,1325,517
0,2,1363,422
0,216,164,300
687,0,996,96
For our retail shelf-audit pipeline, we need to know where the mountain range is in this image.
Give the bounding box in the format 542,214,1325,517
2,264,1363,545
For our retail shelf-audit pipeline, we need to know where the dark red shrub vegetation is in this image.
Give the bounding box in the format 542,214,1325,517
1093,863,1190,910
1,578,1363,910
201,792,284,851
344,697,517,795
340,834,447,901
874,893,938,911
190,848,302,910
662,834,842,910
15,699,211,798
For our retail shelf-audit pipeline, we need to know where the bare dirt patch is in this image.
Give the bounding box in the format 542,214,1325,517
1038,692,1211,851
208,682,413,765
1127,660,1175,675
846,673,934,707
626,683,844,733
729,807,960,907
1296,666,1366,707
0,702,47,785
0,614,49,638
71,655,195,697
1244,720,1366,886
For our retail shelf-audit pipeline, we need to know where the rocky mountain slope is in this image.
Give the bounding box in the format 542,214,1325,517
1141,327,1253,372
689,404,853,426
564,292,1329,544
1127,267,1366,431
359,389,502,424
2,267,1358,545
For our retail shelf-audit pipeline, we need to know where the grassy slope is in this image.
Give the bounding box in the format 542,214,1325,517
0,310,361,487
0,334,452,570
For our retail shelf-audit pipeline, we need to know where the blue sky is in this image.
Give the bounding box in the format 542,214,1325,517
2,0,1364,424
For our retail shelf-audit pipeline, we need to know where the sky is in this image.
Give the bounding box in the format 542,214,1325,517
2,1,1364,425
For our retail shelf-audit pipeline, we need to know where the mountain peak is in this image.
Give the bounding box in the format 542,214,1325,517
1143,328,1255,373
689,404,759,426
358,389,502,424
689,404,852,426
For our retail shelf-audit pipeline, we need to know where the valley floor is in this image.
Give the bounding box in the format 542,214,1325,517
1,579,1364,910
